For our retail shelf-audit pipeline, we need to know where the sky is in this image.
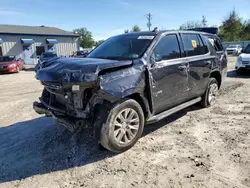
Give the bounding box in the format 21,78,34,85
0,0,249,40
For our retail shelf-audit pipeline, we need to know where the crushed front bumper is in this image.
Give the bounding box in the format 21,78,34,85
33,101,90,132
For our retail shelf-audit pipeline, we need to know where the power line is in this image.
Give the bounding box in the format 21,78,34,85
146,13,152,31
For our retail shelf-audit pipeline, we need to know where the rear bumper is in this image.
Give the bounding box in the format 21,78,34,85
236,66,250,72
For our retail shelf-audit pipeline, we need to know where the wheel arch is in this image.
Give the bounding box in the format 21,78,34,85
210,70,222,89
126,93,151,121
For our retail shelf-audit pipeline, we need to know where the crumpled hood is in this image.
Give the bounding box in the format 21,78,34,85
36,57,133,83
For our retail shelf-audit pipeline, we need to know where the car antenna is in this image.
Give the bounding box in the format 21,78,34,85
152,27,158,32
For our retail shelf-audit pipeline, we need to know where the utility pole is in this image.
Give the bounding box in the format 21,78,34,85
146,13,152,31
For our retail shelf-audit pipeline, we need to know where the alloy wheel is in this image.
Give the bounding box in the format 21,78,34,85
113,108,140,144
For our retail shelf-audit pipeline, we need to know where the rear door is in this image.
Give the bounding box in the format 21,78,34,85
180,33,212,98
149,33,190,114
204,35,227,81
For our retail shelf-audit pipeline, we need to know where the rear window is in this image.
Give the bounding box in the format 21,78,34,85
204,35,224,51
0,56,15,62
182,34,208,57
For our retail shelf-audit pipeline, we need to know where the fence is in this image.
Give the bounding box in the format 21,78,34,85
223,41,250,49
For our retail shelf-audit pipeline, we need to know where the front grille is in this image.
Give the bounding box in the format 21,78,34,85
242,61,250,64
42,81,62,89
41,88,67,112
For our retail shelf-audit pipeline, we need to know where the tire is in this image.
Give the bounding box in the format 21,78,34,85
200,78,219,108
96,99,145,153
236,69,241,75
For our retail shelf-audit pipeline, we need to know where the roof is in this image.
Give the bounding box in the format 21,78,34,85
0,24,78,37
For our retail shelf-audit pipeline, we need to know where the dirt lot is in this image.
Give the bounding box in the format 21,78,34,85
0,57,249,188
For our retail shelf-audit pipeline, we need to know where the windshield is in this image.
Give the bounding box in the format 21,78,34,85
228,45,239,48
87,35,155,60
0,56,15,62
244,44,250,53
41,53,57,58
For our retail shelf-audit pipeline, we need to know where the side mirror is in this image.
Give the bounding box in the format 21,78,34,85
241,49,244,53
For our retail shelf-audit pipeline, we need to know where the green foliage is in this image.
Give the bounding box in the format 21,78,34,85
220,9,243,41
179,20,203,30
240,20,250,40
202,16,208,27
95,40,105,46
131,25,141,32
73,28,95,48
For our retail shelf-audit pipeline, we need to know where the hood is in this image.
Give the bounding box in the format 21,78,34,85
240,53,250,61
36,57,133,83
0,61,16,66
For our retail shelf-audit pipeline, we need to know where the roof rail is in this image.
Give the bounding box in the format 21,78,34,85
187,27,219,35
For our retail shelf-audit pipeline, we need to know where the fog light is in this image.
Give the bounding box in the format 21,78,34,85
64,94,68,99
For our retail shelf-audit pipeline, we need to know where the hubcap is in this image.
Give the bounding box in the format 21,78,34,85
113,108,140,144
208,83,218,105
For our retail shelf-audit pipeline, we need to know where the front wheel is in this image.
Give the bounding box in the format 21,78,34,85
200,78,219,107
97,99,145,153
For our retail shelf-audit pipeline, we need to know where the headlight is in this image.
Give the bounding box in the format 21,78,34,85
8,64,17,68
237,56,242,64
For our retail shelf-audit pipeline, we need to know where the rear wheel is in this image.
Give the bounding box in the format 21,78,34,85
200,78,219,107
97,99,145,153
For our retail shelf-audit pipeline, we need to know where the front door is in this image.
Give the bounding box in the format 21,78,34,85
23,45,33,65
149,34,189,114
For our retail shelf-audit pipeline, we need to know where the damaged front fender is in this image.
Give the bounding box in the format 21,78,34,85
98,63,146,102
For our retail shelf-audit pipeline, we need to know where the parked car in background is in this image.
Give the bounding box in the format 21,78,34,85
235,43,250,74
0,56,24,73
226,44,242,55
72,50,90,58
34,28,227,153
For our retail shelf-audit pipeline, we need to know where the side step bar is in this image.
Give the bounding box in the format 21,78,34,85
146,97,201,124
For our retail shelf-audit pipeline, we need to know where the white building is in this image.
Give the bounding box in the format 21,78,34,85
0,24,79,65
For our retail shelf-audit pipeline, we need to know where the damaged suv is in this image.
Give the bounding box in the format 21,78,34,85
34,29,227,152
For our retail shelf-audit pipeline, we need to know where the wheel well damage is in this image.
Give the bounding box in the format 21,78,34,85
210,71,222,88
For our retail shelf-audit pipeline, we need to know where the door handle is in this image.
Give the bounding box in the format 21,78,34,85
205,61,211,65
178,65,187,70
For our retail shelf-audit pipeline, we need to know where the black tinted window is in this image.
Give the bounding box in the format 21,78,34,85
182,34,208,57
36,46,45,56
204,35,223,51
153,34,181,61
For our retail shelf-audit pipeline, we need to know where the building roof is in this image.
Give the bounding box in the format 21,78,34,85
0,24,78,37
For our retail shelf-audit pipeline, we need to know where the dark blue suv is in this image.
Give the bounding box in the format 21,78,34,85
34,28,227,152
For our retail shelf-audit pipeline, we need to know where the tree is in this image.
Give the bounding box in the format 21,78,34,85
124,29,129,33
220,9,243,41
73,28,95,48
240,20,250,40
95,40,105,46
202,15,208,27
131,25,141,32
179,20,203,30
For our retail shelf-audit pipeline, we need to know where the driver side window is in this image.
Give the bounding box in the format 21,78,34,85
152,34,181,62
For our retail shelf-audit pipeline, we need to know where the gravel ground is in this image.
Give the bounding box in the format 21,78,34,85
0,57,249,188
